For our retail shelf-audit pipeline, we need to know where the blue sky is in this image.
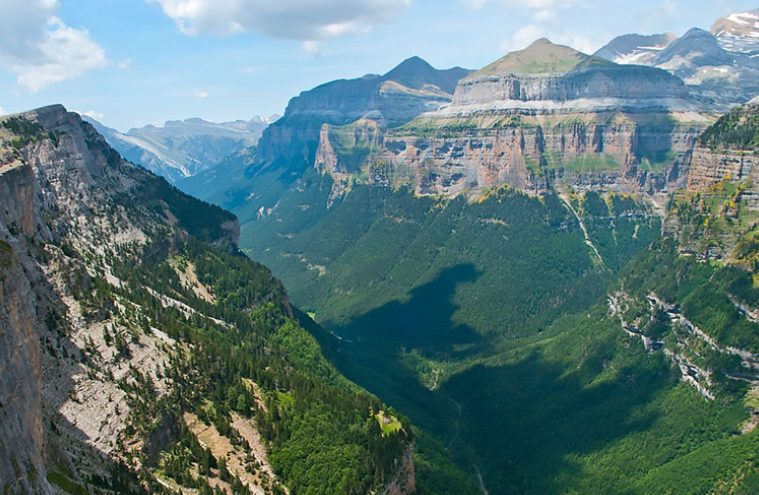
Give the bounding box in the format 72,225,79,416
0,0,756,130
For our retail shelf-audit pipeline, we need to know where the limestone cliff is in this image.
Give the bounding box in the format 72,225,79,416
313,40,714,198
255,56,470,172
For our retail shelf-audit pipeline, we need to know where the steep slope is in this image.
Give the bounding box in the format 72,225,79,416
0,106,413,494
85,115,274,183
676,100,759,261
233,166,759,494
175,39,759,494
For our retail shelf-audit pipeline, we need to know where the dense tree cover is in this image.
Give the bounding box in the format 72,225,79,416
699,103,759,150
244,176,659,339
231,172,758,493
78,235,412,494
445,304,754,494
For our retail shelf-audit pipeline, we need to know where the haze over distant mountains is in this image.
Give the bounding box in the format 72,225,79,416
85,115,277,182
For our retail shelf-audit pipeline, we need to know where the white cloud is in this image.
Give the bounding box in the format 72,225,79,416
302,40,322,57
503,23,598,53
0,1,108,91
0,106,6,116
149,0,411,41
193,90,209,99
533,9,556,22
242,66,256,74
80,110,105,121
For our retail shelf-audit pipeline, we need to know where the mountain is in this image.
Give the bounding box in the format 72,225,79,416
0,105,413,494
711,8,759,55
224,108,758,494
595,9,759,106
255,56,470,172
174,39,759,493
84,115,275,183
312,39,711,198
593,33,678,65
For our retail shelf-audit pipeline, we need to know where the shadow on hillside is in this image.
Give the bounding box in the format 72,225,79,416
443,349,670,494
328,263,487,434
340,263,485,354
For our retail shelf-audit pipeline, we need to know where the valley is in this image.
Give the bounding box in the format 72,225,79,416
179,21,759,494
3,4,759,495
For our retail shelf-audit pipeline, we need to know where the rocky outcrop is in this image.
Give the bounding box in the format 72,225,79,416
382,445,416,495
687,148,758,192
448,39,696,115
0,231,48,493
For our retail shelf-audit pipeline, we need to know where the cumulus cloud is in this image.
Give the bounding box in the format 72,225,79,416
193,90,209,99
0,0,108,91
149,0,411,41
0,106,6,116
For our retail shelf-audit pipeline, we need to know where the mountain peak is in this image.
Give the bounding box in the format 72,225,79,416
710,8,759,37
472,38,593,76
383,56,437,82
594,33,676,65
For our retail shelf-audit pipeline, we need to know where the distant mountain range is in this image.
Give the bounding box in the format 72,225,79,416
84,115,277,182
595,8,759,106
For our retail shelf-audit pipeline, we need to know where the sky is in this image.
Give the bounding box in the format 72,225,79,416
0,0,757,131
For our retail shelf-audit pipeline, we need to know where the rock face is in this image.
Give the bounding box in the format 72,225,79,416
686,102,759,206
382,445,416,495
255,56,470,172
85,115,274,183
0,168,46,493
449,39,695,113
0,105,414,495
313,40,713,198
688,148,758,192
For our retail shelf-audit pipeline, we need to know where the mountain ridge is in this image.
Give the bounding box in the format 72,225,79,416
85,114,274,183
0,104,414,495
